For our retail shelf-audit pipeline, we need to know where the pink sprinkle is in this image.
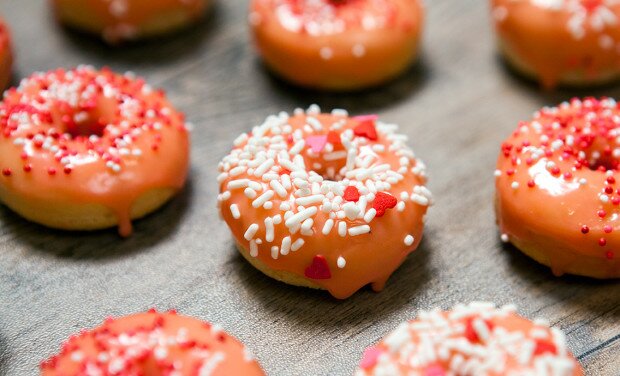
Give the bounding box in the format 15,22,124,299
305,135,328,154
352,114,379,123
425,365,447,376
359,346,382,369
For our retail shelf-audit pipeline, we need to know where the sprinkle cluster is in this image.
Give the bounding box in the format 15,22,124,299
356,302,578,376
40,310,256,376
0,65,186,178
494,0,620,48
217,105,431,275
496,97,620,261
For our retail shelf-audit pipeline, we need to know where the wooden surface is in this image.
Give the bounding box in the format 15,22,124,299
0,1,619,375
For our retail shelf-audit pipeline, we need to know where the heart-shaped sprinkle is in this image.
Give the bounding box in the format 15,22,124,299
424,365,446,376
534,339,558,356
353,115,379,141
372,192,397,217
304,255,331,279
306,135,328,154
327,130,341,145
344,186,361,202
359,346,382,369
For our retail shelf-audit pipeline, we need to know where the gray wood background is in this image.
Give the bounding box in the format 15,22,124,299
0,1,618,375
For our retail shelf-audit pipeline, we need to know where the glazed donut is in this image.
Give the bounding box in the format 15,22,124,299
496,97,620,279
355,302,583,376
0,66,190,236
249,0,424,91
0,18,12,91
41,310,265,375
217,106,432,299
51,0,210,43
491,0,620,89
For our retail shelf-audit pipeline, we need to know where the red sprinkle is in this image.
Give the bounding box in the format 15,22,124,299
598,210,607,218
599,238,607,247
327,130,341,145
527,180,535,188
534,339,558,356
1,168,11,176
581,225,589,234
372,192,397,217
23,164,32,172
343,186,361,202
604,225,613,233
353,116,378,141
606,251,615,260
48,167,56,175
304,255,331,280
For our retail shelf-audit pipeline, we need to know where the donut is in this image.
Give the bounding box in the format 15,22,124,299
491,0,620,89
495,97,620,279
249,0,424,91
217,106,432,299
355,302,583,376
40,310,266,375
0,66,190,237
51,0,210,43
0,17,12,91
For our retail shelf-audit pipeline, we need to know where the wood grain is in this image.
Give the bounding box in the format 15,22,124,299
0,1,619,375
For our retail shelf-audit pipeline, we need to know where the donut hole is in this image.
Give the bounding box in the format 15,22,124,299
58,97,117,139
304,153,347,182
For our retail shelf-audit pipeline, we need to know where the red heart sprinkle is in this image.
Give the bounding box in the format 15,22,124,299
344,186,361,202
353,115,378,141
534,339,558,356
304,255,331,279
327,130,341,145
372,192,397,217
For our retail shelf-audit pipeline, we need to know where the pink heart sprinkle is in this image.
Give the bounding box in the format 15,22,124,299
352,114,379,123
359,346,382,369
306,135,328,154
424,365,446,376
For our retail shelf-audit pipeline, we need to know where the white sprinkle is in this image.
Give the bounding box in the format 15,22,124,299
501,233,509,242
227,179,250,189
337,256,346,268
322,219,334,235
252,190,275,208
281,236,291,255
230,204,240,219
244,187,258,199
250,240,258,257
285,207,318,228
320,47,333,60
244,224,259,241
364,208,377,223
404,235,414,246
343,202,361,220
295,194,325,206
348,225,370,236
291,238,305,252
511,182,519,189
270,180,288,198
352,43,366,57
271,246,279,259
338,222,347,237
265,217,275,242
